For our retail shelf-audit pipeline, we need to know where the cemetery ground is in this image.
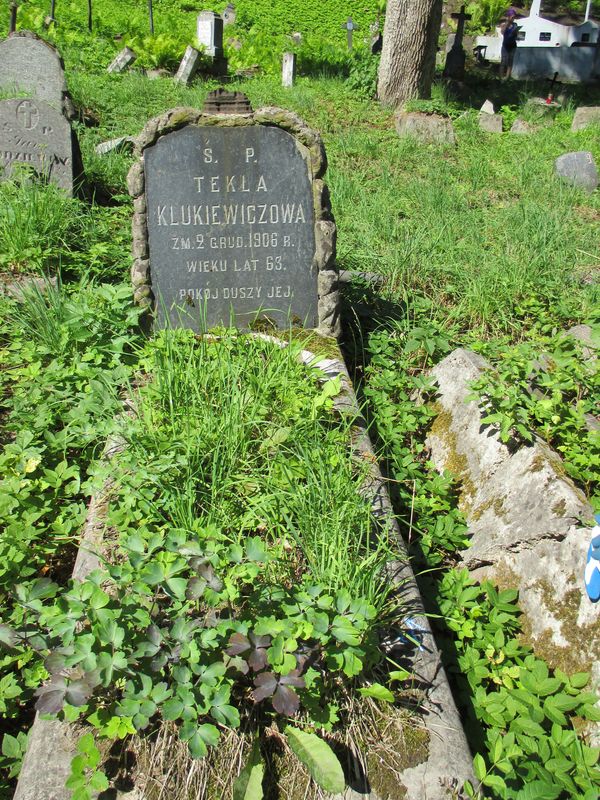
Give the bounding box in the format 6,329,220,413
1,30,600,800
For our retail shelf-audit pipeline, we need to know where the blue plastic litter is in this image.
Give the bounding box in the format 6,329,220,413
584,513,600,603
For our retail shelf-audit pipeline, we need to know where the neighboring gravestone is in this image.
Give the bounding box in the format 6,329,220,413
107,47,136,73
0,32,72,118
197,11,223,57
395,112,456,145
174,46,201,85
555,151,598,193
282,52,295,88
510,118,536,134
0,97,79,193
222,3,236,26
443,5,471,80
480,99,495,114
571,106,600,132
479,113,503,133
128,95,339,337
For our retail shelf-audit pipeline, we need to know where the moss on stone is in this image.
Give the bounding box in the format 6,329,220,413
429,406,477,514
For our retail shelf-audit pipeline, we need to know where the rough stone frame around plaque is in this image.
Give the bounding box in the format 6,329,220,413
127,106,340,339
1,31,76,119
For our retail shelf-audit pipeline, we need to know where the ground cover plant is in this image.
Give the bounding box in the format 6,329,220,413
0,2,599,796
0,280,142,794
2,329,409,798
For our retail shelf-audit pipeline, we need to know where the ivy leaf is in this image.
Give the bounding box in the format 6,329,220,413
226,633,251,657
186,576,207,600
285,727,345,794
245,537,268,562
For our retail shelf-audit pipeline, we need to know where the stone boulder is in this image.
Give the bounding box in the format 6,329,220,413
571,106,600,132
426,348,599,728
555,151,598,193
394,112,456,146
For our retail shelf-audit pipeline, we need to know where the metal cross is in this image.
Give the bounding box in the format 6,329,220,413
343,18,358,50
450,5,472,49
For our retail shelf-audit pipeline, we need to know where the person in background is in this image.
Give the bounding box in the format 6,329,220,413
500,8,519,79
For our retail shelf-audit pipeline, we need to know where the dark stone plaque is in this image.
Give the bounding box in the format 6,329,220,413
144,125,317,330
0,98,76,193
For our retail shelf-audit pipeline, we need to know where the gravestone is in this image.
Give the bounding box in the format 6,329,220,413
197,11,223,57
222,3,236,26
128,95,339,337
0,97,79,193
443,5,471,80
395,111,456,145
479,112,503,133
571,106,600,132
282,52,295,88
342,18,357,50
174,46,201,85
555,151,598,193
107,47,136,73
0,32,72,118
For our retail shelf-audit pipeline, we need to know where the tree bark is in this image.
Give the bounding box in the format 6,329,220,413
148,0,154,33
87,0,92,31
377,0,443,107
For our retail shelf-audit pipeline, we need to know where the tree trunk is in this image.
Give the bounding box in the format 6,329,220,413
377,0,443,107
87,0,92,31
9,3,18,33
148,0,154,34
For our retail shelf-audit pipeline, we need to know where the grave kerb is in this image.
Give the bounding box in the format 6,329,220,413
128,105,340,338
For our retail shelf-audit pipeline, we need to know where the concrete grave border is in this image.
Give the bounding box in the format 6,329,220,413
14,338,473,800
127,106,341,339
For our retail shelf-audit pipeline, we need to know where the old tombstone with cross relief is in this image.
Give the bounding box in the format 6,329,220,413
0,97,80,193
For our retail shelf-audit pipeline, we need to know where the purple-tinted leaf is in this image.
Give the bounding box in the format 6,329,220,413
199,564,223,592
44,653,66,674
253,672,277,703
147,625,162,646
279,670,306,689
35,677,67,714
248,648,268,672
65,679,93,707
186,577,207,600
272,684,300,716
249,633,271,649
225,633,251,657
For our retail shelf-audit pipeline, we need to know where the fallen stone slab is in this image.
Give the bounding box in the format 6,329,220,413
555,151,598,193
427,348,600,729
571,106,600,132
395,112,456,146
94,135,135,155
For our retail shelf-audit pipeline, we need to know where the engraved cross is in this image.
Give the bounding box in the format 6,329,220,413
16,100,39,130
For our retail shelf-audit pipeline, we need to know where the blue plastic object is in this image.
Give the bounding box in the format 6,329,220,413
584,513,600,603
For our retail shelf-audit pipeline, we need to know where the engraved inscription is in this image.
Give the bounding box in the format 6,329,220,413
0,98,75,193
144,125,317,331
